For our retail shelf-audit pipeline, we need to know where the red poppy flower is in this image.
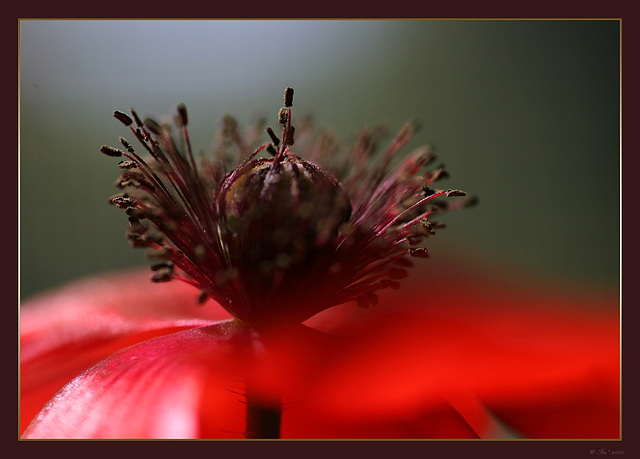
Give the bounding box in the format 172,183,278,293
19,88,619,439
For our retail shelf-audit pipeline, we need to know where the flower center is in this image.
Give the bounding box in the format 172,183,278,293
218,155,351,261
216,89,351,277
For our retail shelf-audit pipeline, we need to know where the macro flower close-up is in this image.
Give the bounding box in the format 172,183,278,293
19,19,621,442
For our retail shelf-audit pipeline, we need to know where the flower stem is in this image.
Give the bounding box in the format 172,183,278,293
244,381,282,439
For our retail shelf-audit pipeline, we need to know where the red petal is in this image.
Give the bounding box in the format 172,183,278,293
23,322,251,438
306,264,620,439
20,269,231,434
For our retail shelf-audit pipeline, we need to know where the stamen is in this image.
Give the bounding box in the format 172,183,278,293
422,185,436,197
286,126,295,146
130,108,144,127
113,110,133,126
287,126,296,146
125,207,145,219
146,247,170,259
151,261,175,271
400,211,433,231
408,247,429,258
445,189,466,197
100,145,123,157
102,87,472,330
177,103,189,126
420,219,435,235
109,194,135,208
151,267,173,282
144,118,163,135
197,291,209,304
177,104,198,173
266,127,280,146
284,87,294,108
274,111,292,163
119,137,135,153
266,145,277,156
375,190,448,236
117,160,137,169
278,108,288,125
128,217,147,234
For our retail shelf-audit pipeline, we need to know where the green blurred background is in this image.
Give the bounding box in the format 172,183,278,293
19,19,620,301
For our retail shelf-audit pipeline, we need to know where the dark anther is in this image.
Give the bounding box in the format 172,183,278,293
422,185,435,197
408,247,430,258
119,170,140,181
113,110,133,126
286,126,295,146
284,87,294,108
151,268,173,283
127,232,146,248
100,145,124,158
266,145,277,156
135,128,149,142
119,137,135,153
197,291,209,304
144,118,163,135
130,108,144,127
278,108,288,125
420,219,436,234
177,103,188,126
110,195,135,208
266,127,280,146
128,217,147,234
117,160,138,169
115,177,144,189
445,189,467,198
151,261,174,272
146,247,170,259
